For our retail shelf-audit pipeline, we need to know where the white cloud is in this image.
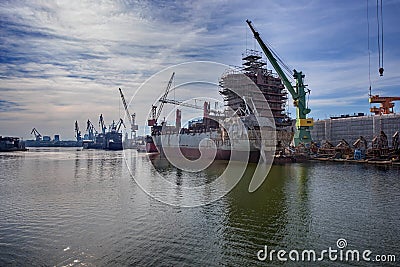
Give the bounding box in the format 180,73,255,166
1,0,400,138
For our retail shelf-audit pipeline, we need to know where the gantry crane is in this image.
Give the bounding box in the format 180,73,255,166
246,20,314,146
369,95,400,115
118,88,138,139
148,72,175,126
30,128,42,141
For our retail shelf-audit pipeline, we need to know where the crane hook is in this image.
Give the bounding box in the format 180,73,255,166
379,67,384,76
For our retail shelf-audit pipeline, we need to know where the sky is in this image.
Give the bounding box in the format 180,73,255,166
1,0,400,140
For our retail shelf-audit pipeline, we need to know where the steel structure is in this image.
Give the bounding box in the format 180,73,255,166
99,114,106,135
246,20,313,146
74,121,82,141
148,72,175,126
160,98,219,114
118,88,138,138
86,119,98,141
30,128,42,141
369,95,400,115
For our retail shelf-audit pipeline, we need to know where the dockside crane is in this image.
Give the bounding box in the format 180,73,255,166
109,118,125,133
116,118,126,133
75,121,82,141
369,95,400,115
159,98,219,114
30,128,42,141
246,20,314,146
148,72,175,126
86,119,98,141
119,88,138,139
99,114,106,135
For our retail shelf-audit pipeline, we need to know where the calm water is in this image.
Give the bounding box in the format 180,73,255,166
0,148,399,266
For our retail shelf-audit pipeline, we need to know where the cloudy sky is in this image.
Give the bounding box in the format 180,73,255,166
1,0,399,139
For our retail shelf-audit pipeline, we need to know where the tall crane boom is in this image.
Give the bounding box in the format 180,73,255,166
156,72,175,122
116,118,126,133
246,19,313,146
99,114,106,135
75,121,82,141
147,72,175,126
160,98,218,113
86,119,98,140
118,88,138,132
30,128,42,141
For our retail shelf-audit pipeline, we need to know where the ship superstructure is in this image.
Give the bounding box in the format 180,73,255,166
219,49,294,148
82,114,124,150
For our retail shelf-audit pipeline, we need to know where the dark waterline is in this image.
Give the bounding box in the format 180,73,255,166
0,148,399,266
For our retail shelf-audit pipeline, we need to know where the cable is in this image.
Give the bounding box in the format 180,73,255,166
376,0,381,72
245,25,247,51
367,0,372,93
380,0,384,74
264,39,295,82
267,41,293,73
376,0,384,76
250,21,295,83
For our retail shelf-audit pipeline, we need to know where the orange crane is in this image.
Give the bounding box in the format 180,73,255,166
369,95,400,115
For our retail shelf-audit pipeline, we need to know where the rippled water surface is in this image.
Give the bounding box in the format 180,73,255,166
0,148,399,266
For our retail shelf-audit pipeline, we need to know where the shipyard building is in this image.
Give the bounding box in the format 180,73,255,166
311,113,400,146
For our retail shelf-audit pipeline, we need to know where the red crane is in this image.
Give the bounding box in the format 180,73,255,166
369,95,400,115
148,72,175,126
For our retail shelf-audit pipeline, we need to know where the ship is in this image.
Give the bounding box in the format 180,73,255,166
145,135,158,153
146,20,317,162
147,49,295,163
151,108,277,163
105,130,123,150
25,128,82,147
0,136,27,152
82,133,106,149
82,115,124,150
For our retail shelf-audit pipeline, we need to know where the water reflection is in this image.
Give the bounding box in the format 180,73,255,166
144,156,296,264
0,149,399,266
222,165,290,262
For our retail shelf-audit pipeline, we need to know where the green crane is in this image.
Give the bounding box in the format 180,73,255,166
246,20,313,146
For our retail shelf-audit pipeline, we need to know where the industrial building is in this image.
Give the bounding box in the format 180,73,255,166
311,113,400,146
